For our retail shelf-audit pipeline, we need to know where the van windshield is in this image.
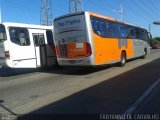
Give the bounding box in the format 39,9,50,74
0,24,7,41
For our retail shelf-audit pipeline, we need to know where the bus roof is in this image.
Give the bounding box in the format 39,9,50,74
54,11,144,29
88,12,144,28
0,22,53,30
54,11,85,21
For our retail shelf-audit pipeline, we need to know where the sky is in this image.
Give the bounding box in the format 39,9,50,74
1,0,160,37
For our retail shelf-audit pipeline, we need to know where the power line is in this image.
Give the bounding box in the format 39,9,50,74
139,0,160,19
129,0,153,22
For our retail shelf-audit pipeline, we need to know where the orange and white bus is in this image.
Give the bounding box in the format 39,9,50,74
54,11,151,66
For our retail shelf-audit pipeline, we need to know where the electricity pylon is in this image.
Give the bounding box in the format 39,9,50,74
69,0,83,13
40,0,53,25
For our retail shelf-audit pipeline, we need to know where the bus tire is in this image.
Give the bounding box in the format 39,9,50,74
141,48,147,59
119,52,126,67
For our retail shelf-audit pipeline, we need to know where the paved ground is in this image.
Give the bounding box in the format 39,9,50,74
0,49,160,120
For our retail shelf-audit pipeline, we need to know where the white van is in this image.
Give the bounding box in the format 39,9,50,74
0,22,57,68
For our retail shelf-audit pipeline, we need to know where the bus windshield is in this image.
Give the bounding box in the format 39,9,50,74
0,24,7,41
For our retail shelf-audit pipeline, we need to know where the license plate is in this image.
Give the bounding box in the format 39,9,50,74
69,60,76,64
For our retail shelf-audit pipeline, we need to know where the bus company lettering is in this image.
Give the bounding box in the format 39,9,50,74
58,19,81,27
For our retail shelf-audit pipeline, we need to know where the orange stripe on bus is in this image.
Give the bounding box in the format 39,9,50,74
89,12,115,21
93,34,134,65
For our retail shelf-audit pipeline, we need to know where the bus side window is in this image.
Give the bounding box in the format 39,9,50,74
119,24,127,39
9,27,30,46
135,28,141,39
46,30,54,45
105,21,114,38
112,23,120,38
96,20,102,36
139,29,148,41
99,21,106,37
91,17,106,37
91,18,98,32
96,19,107,37
128,27,136,39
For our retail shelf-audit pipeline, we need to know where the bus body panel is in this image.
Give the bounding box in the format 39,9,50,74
132,39,150,58
93,34,135,65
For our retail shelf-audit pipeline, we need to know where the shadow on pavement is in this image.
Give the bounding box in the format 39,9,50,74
0,68,39,77
0,57,146,77
17,58,160,120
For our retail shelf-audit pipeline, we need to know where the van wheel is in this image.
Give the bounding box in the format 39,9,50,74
141,49,147,59
119,52,126,67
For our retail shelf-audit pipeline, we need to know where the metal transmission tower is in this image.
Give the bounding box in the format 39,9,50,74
69,0,83,13
113,4,126,21
40,0,53,26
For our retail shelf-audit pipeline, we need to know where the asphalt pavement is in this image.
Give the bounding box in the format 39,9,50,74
0,49,160,120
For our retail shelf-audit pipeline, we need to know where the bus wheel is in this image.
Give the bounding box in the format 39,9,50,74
141,49,147,59
119,52,126,67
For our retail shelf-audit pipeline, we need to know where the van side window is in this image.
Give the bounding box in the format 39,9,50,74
33,33,45,46
9,27,30,46
0,24,7,41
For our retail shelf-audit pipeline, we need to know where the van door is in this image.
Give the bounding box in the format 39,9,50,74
9,27,37,68
32,33,47,67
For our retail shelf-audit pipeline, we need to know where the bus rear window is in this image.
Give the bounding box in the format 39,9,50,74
0,24,7,41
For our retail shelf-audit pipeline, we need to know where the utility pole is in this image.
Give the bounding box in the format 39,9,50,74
0,0,2,23
148,24,151,32
40,0,53,26
113,4,126,21
69,0,83,14
0,6,2,23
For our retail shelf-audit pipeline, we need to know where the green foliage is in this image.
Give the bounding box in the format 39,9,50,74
150,38,160,45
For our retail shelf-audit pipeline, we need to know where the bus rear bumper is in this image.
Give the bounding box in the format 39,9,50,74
57,58,93,66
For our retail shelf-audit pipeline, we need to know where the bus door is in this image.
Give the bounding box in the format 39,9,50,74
32,33,47,67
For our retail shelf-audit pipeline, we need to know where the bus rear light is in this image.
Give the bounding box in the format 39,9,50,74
86,43,92,57
4,51,10,59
